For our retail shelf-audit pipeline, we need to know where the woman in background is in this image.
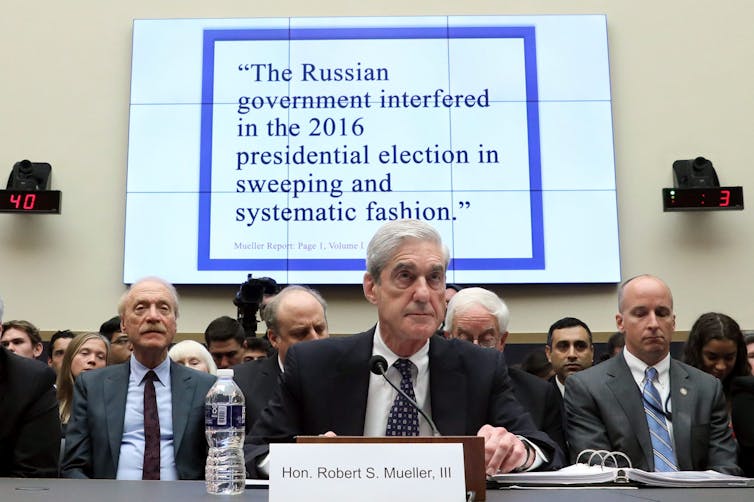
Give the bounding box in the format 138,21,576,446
683,312,751,407
168,339,217,375
56,332,109,428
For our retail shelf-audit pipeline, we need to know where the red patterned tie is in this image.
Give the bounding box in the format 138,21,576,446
142,370,160,480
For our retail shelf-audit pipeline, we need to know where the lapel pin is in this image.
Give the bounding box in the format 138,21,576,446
680,387,688,396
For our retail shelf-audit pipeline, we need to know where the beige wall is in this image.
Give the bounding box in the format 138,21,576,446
1,1,753,340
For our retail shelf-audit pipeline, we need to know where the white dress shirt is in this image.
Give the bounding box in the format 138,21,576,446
363,325,432,436
116,356,178,480
623,348,675,441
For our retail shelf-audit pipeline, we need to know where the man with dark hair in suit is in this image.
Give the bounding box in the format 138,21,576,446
62,277,215,479
48,329,76,374
444,287,566,456
204,315,246,369
234,285,329,432
247,219,563,477
545,316,594,397
565,274,740,473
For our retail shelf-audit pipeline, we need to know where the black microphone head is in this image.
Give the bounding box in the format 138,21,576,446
369,355,388,375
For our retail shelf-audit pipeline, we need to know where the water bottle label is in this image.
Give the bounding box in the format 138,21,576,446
205,403,246,428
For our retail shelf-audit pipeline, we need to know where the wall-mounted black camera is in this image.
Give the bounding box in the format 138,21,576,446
664,156,744,211
6,160,52,191
233,274,280,337
672,157,719,188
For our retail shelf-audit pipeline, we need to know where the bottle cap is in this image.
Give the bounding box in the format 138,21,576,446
217,368,234,378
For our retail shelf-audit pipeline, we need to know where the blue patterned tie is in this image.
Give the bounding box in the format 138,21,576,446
642,367,678,472
385,359,420,436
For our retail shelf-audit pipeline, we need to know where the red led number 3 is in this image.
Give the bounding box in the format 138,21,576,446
719,189,730,207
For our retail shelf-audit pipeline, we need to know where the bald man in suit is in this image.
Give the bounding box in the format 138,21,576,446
565,275,740,473
233,285,329,432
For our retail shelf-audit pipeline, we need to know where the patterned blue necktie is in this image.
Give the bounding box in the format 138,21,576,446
642,367,678,472
385,359,420,436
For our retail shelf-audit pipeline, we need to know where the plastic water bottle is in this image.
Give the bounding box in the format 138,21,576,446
205,368,246,495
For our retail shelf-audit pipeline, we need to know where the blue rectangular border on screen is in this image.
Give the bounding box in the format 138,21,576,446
197,24,544,273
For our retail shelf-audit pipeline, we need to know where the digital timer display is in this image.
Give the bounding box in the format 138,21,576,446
0,190,61,214
663,187,743,212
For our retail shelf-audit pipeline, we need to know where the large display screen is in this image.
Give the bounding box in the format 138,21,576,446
124,15,619,285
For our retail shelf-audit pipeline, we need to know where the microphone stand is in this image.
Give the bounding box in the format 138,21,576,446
370,355,441,437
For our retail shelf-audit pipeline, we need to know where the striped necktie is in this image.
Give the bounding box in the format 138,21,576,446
642,367,678,472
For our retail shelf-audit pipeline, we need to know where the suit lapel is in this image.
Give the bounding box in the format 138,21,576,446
669,360,692,470
170,362,197,453
331,330,373,435
428,336,466,435
105,364,130,469
259,356,282,406
261,356,281,382
605,355,653,468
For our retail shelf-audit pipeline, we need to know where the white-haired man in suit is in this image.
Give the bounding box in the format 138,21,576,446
62,277,215,479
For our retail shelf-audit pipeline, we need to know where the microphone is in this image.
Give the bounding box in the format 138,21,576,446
369,354,389,375
369,355,441,437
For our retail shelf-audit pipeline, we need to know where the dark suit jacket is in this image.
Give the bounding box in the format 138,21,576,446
0,347,61,477
548,374,572,455
565,353,740,474
731,375,754,476
247,329,564,476
233,356,281,433
548,374,563,397
61,360,215,479
509,367,566,456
